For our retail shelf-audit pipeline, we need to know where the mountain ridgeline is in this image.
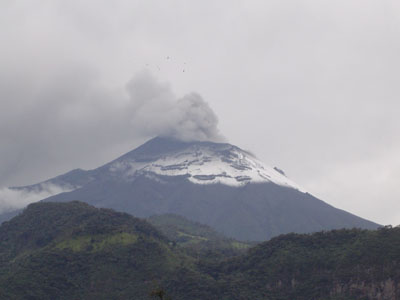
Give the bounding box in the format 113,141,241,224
0,202,399,300
4,136,379,241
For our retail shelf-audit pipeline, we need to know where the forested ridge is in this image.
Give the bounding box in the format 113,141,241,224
0,201,399,299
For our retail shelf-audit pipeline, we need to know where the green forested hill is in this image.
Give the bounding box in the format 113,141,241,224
148,213,253,260
0,201,399,300
212,227,400,299
0,202,194,299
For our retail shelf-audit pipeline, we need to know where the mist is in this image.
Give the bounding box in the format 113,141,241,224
0,184,72,214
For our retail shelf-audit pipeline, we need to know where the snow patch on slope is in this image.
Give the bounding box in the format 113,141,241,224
108,144,305,192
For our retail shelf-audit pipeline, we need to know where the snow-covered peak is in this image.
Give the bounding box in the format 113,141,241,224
108,138,305,192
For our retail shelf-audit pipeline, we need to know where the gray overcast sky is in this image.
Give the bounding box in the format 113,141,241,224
1,0,399,225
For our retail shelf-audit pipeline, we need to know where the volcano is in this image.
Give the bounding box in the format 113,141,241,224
6,137,379,241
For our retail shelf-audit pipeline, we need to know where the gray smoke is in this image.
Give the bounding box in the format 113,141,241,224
0,69,223,187
126,71,223,142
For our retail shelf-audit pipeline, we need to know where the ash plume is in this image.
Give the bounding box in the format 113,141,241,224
0,69,223,187
126,71,223,142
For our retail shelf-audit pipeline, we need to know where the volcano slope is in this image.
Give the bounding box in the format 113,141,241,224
5,137,379,241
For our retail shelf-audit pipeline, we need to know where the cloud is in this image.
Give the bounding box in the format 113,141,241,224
0,184,72,214
303,145,400,226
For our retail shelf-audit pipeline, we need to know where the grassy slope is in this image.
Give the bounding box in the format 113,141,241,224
148,213,253,259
